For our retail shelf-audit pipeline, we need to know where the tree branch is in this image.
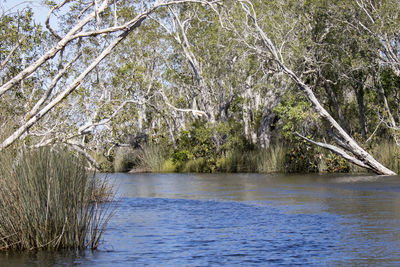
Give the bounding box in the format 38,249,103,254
295,133,370,169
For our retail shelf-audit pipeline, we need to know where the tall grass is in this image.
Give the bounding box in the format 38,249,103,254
216,150,257,172
371,141,400,174
0,147,114,251
138,144,170,172
256,145,286,173
215,145,286,173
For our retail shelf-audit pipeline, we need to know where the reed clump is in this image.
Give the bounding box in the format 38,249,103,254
256,145,286,173
215,145,286,173
138,144,171,172
371,141,400,174
0,147,114,251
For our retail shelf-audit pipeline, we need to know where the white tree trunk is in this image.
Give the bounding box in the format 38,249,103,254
240,0,395,175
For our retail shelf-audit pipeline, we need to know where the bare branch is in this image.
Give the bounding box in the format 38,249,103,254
158,90,207,117
0,0,113,97
366,118,383,143
0,36,26,71
0,0,218,97
78,99,146,134
0,17,141,151
45,0,70,40
295,133,370,169
25,52,82,120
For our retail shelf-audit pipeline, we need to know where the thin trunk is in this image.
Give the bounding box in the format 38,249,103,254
324,84,349,133
356,86,367,139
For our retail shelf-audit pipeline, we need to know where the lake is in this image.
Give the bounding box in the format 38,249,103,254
2,173,400,266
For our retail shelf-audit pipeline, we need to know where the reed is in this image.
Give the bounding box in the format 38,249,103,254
256,145,286,173
215,145,286,173
0,147,114,251
371,141,400,174
138,144,170,172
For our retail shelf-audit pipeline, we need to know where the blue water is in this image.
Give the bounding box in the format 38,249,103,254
2,173,400,266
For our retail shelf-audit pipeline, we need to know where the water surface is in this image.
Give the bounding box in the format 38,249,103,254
2,173,400,266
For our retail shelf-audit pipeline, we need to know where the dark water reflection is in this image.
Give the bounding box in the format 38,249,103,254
2,173,400,266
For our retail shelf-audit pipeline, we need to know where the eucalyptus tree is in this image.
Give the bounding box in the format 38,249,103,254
0,0,217,167
155,2,283,149
350,0,400,145
0,7,46,132
218,0,396,175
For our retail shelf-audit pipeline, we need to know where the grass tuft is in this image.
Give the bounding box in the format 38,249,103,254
138,144,171,172
256,145,286,173
0,147,114,251
371,141,400,174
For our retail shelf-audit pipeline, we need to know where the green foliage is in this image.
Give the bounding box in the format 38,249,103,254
324,153,350,173
169,119,258,173
380,67,400,107
171,150,194,164
170,150,195,172
284,140,321,173
170,120,216,172
176,120,215,158
0,147,114,251
274,94,318,138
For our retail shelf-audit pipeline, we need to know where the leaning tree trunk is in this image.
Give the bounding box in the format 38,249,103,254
240,1,396,175
285,67,395,175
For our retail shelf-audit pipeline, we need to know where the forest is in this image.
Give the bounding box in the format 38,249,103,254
2,0,400,175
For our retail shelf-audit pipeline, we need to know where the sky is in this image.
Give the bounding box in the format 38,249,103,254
1,0,51,25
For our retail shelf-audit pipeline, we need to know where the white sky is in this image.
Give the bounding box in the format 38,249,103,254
1,0,51,25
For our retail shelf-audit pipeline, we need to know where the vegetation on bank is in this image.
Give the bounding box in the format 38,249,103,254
108,120,400,175
0,146,114,251
2,1,400,175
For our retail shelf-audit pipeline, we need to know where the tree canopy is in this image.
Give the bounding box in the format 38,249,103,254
1,0,400,174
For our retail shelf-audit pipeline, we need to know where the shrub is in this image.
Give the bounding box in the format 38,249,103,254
284,141,320,173
325,153,350,173
0,147,114,251
171,150,194,171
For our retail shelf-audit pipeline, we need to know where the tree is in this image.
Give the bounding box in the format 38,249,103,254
219,0,395,175
0,0,216,167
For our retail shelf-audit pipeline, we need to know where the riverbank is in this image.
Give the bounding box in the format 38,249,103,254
110,140,400,175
